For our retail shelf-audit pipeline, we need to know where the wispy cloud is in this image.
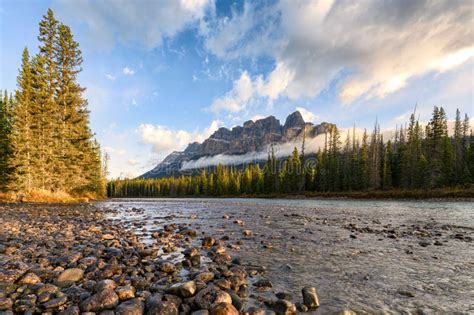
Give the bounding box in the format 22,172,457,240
138,120,222,155
122,67,135,75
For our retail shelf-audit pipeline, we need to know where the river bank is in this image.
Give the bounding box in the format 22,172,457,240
0,203,319,314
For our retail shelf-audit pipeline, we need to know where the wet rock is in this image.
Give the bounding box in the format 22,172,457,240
115,298,144,315
195,286,232,310
43,295,68,308
245,307,266,315
167,281,196,298
17,272,41,285
418,240,431,247
56,268,84,287
211,302,239,315
273,300,297,315
116,285,136,300
275,292,292,300
234,219,244,226
242,230,254,237
95,279,118,292
222,214,230,220
80,289,119,312
160,262,175,274
145,293,178,315
397,290,415,297
195,272,214,283
101,234,115,240
338,310,356,315
191,310,209,315
0,297,13,311
228,291,244,311
301,287,319,309
36,283,59,296
59,305,80,315
254,279,272,291
202,236,216,248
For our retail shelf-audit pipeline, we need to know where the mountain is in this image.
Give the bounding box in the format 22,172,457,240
141,111,334,178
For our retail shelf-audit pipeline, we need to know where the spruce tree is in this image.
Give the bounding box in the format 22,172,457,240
10,48,34,192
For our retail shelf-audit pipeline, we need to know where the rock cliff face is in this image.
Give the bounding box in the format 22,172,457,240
141,111,334,178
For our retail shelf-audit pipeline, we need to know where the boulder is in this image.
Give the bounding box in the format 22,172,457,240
80,288,119,312
301,287,319,309
195,286,232,310
167,281,196,298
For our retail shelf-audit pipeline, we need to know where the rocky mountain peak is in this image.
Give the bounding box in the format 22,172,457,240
141,110,335,178
283,111,306,130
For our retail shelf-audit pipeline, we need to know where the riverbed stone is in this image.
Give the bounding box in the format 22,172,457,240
210,302,239,315
195,286,232,310
56,268,84,287
43,295,68,308
115,298,144,315
17,272,41,285
145,293,178,315
273,299,297,315
116,285,136,300
80,288,119,312
167,281,196,298
160,262,175,274
301,287,319,309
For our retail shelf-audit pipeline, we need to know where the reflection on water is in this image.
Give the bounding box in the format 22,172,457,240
99,198,474,313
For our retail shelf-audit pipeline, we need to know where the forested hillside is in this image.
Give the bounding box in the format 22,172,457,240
108,107,473,197
0,9,106,200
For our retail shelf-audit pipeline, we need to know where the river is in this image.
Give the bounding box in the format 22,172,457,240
99,198,474,314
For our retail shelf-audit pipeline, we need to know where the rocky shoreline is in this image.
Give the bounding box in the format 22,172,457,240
0,203,322,314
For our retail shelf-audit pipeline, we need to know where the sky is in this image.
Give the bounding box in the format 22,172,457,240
0,0,473,178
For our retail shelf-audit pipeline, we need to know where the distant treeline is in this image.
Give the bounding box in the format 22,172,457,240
108,106,473,198
0,9,106,198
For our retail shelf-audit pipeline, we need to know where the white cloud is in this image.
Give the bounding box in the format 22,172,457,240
204,0,473,105
296,107,318,123
138,120,222,154
255,63,293,101
57,0,213,50
209,71,253,113
106,74,116,80
122,67,135,75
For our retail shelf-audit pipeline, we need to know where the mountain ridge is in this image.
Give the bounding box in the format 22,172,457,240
141,111,335,178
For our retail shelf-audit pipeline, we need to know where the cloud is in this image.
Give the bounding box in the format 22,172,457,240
209,71,253,113
296,107,318,123
203,0,473,105
122,67,135,75
106,74,116,80
57,0,213,51
138,120,222,154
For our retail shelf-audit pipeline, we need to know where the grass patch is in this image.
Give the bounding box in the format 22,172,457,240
0,189,102,203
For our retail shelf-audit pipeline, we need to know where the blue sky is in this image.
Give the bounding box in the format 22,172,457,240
1,0,473,178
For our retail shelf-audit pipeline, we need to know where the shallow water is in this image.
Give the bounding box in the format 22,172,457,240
99,198,474,314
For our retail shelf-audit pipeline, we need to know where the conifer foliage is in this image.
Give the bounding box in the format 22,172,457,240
0,9,106,197
108,107,472,197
